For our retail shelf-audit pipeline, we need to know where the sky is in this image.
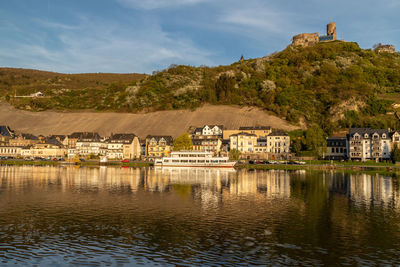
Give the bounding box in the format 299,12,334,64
0,0,399,74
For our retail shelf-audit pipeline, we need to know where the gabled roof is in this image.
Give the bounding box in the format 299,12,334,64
49,135,67,141
146,135,173,145
203,125,223,129
0,126,14,137
43,137,63,147
108,133,137,143
349,128,389,138
239,126,271,131
13,133,39,140
69,132,101,141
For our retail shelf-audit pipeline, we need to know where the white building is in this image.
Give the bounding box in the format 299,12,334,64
348,128,391,161
267,130,290,154
229,132,257,153
193,125,223,137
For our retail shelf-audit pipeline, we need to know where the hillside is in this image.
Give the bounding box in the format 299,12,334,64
0,103,298,138
2,41,400,134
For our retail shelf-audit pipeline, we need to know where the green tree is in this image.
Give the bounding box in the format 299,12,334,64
391,143,400,163
173,133,193,151
305,125,327,158
229,148,241,160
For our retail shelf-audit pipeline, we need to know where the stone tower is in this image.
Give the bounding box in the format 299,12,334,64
327,22,337,40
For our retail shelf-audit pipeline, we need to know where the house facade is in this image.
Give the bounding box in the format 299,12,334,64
73,132,105,157
192,125,223,137
9,133,39,147
348,128,391,161
229,132,257,153
326,137,348,160
106,133,141,159
192,136,222,153
267,130,290,154
145,135,173,159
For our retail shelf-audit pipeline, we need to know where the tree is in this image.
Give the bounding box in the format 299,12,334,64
305,125,327,158
173,133,193,151
229,149,241,160
391,143,400,163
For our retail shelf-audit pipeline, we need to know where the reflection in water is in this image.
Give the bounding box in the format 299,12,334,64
0,166,400,265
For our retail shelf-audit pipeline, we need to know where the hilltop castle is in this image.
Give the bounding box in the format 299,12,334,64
292,22,337,47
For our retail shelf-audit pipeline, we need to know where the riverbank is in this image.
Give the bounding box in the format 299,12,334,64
1,159,400,176
0,160,153,167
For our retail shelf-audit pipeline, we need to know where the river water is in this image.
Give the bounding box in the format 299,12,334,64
0,166,399,266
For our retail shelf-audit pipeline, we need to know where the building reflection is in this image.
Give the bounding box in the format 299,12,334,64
0,166,399,210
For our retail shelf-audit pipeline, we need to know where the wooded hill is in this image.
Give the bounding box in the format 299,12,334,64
2,41,400,134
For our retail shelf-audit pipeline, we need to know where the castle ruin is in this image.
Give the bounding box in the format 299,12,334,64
292,22,337,47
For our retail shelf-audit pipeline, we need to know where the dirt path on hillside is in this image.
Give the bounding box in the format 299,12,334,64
0,103,300,138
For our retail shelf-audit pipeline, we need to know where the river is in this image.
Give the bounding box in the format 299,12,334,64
0,166,399,266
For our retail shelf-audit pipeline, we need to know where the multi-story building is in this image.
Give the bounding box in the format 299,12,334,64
192,125,223,137
326,137,348,160
267,130,290,154
9,133,39,147
72,132,105,158
391,131,400,148
145,135,173,159
192,136,222,153
25,137,67,159
254,137,268,154
229,132,257,153
0,146,23,158
68,132,101,149
106,133,141,159
48,135,69,147
348,128,391,161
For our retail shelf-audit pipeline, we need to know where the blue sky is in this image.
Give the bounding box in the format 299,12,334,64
1,0,398,74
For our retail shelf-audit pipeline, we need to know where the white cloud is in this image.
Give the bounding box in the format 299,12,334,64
218,8,289,33
0,17,214,73
116,0,209,10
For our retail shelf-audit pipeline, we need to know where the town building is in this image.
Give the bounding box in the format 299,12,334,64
48,135,69,147
192,136,222,154
72,132,105,158
145,135,173,159
106,133,141,159
9,133,39,147
390,131,400,148
267,130,291,154
229,132,257,153
254,137,268,154
0,146,23,158
28,137,67,159
192,125,223,137
326,137,348,160
348,128,391,161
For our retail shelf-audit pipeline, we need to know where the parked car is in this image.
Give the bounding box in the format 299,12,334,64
121,159,130,163
248,160,255,165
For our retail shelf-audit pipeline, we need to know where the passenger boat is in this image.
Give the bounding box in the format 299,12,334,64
154,151,237,168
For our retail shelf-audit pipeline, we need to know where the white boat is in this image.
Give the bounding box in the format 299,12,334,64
154,151,237,168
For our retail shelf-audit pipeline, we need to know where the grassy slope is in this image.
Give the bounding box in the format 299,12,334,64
1,41,400,133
